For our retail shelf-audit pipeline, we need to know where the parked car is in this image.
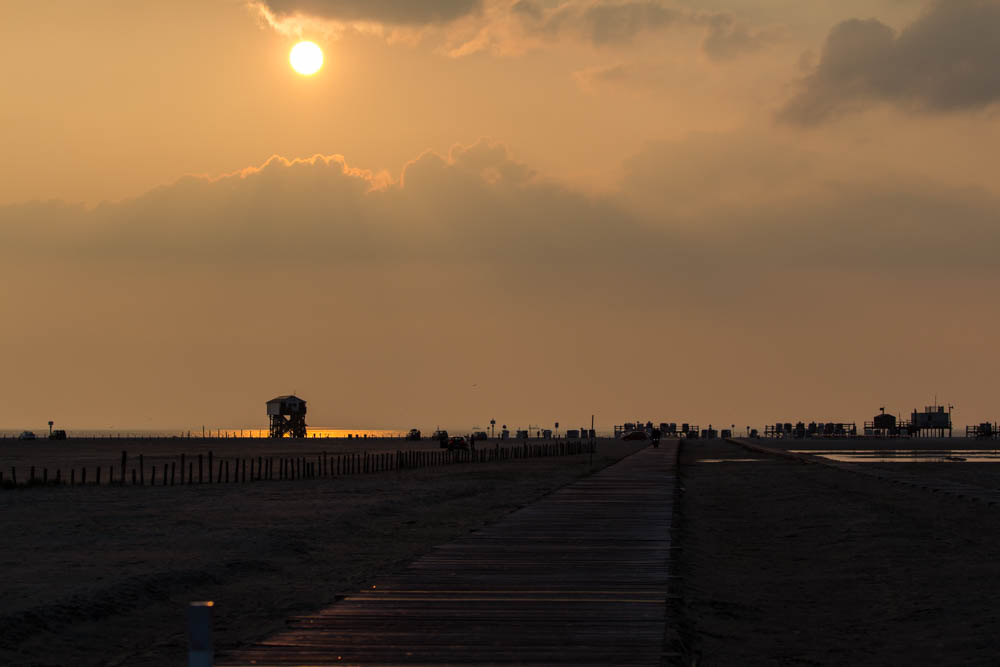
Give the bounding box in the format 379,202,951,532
446,436,469,451
406,428,421,441
18,431,36,440
49,429,67,440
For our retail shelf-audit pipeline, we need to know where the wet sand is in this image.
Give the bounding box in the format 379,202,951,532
0,440,638,667
675,439,1000,666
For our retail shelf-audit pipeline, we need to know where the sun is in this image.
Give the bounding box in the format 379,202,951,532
290,41,323,76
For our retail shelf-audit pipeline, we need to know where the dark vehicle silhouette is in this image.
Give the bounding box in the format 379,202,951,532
433,430,449,447
18,431,36,441
49,429,67,440
445,436,469,451
407,428,421,441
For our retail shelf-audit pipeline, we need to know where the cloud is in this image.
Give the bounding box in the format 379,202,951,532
5,135,1000,429
700,13,769,60
780,0,1000,124
0,141,655,267
256,0,482,26
252,0,771,62
503,0,768,54
5,135,1000,276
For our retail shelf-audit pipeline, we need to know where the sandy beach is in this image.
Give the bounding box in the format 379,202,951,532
674,438,1000,666
0,439,640,667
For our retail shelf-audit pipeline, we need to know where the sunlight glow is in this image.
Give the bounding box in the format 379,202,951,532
290,41,323,76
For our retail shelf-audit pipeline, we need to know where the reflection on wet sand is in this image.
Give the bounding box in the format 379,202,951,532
790,450,1000,463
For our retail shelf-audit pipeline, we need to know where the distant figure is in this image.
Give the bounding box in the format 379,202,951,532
650,427,661,448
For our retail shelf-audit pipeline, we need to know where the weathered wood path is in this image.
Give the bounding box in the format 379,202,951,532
220,444,678,666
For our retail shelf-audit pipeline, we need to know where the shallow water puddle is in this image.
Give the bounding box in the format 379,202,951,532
790,450,1000,463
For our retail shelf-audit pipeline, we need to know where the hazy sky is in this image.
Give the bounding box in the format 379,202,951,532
3,0,1000,431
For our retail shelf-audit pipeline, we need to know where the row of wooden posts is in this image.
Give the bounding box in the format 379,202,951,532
0,441,596,489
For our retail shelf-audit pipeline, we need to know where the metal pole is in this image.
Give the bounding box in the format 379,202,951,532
188,601,214,667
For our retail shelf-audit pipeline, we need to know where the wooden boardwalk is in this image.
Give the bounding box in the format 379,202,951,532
220,445,678,666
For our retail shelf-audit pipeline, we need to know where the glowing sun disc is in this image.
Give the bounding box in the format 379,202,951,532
290,41,323,75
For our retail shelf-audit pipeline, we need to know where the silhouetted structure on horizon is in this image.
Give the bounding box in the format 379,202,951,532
267,395,307,439
909,404,952,438
765,421,858,438
966,422,997,439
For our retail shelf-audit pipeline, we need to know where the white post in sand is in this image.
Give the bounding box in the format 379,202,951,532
188,601,214,667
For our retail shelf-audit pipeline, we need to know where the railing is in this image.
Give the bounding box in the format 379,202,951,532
0,441,596,490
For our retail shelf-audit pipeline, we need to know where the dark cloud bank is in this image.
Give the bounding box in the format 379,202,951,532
3,138,998,273
258,0,482,24
781,0,1000,123
512,0,767,58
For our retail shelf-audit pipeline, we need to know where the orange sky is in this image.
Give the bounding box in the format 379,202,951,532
3,0,1000,431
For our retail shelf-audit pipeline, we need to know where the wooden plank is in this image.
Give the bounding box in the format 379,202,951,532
220,445,677,666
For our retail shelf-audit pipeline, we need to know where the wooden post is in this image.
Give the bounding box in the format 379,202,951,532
208,452,214,483
96,466,101,486
180,453,186,483
132,469,136,485
198,454,203,484
188,601,214,667
139,454,145,486
151,465,155,486
121,451,127,485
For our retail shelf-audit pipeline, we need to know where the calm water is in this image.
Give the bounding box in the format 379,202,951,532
790,449,1000,463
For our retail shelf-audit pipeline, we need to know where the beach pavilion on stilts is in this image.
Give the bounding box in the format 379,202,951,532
267,395,307,438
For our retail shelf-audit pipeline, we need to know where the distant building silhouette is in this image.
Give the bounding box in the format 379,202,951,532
267,395,307,438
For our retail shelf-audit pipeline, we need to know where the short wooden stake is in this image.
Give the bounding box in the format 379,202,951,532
188,601,214,667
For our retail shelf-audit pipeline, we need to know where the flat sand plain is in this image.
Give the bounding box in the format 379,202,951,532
0,439,639,667
676,439,1000,666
